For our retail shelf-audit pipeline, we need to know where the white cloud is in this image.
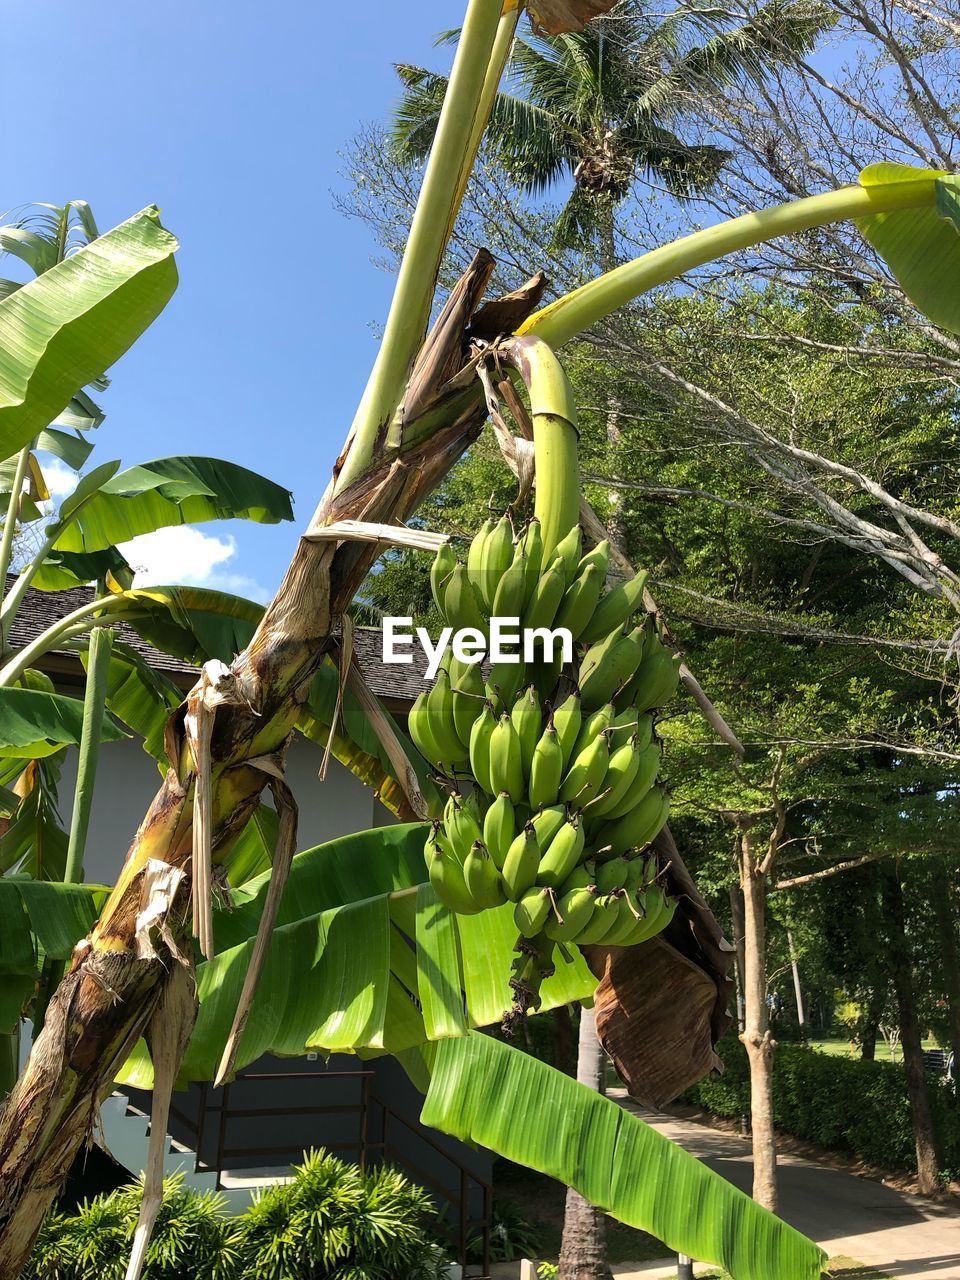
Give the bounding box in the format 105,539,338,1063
119,526,272,602
41,458,81,500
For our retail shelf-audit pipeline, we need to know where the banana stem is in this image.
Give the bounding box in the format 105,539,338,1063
332,0,506,497
0,445,34,645
498,336,580,558
521,179,941,348
63,620,113,884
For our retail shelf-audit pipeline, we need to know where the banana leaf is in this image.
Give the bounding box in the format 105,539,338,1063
94,639,181,763
116,822,595,1087
0,687,126,759
0,756,69,879
0,207,178,460
421,1033,826,1280
52,456,294,554
0,876,108,1031
857,163,960,334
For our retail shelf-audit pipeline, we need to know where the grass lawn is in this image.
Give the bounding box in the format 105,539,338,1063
808,1037,938,1064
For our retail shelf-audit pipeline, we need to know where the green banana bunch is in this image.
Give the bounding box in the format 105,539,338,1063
449,653,485,748
579,623,647,711
430,543,457,616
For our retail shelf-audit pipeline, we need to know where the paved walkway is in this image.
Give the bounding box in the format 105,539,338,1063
612,1094,960,1279
488,1101,960,1279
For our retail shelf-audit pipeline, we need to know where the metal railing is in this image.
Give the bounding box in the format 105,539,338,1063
154,1064,492,1274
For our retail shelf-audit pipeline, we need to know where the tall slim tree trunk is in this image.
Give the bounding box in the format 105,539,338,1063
881,863,940,1195
596,199,628,555
729,883,746,1032
739,829,778,1212
859,992,882,1061
558,1007,614,1280
930,870,960,1082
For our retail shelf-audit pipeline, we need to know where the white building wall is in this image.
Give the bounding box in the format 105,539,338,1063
56,734,392,888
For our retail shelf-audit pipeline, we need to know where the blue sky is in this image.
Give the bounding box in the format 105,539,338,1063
3,0,458,600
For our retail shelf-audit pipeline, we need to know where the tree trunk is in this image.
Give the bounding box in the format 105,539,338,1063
739,832,778,1212
859,1000,879,1061
558,1007,614,1280
729,883,746,1033
553,1005,577,1076
881,863,940,1195
930,871,960,1083
595,199,629,558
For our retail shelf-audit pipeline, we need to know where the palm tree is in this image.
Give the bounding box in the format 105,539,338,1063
392,0,832,266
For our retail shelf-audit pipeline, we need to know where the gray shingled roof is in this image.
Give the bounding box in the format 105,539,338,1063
6,578,428,704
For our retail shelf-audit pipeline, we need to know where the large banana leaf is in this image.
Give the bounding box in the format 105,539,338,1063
857,164,960,333
0,687,126,759
0,876,108,1031
52,456,294,554
116,823,595,1087
422,1034,826,1280
0,207,178,460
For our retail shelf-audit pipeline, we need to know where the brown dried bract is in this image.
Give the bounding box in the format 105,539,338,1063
526,0,619,37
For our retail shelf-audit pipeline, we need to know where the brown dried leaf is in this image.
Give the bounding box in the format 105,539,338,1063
526,0,619,36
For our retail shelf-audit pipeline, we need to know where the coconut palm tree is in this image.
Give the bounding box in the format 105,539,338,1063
392,0,833,264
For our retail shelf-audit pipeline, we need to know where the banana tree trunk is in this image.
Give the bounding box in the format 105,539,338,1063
558,1006,614,1280
0,251,514,1276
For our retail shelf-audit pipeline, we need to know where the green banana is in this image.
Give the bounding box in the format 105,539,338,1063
463,840,506,909
514,886,553,938
468,701,498,795
408,689,443,769
579,569,649,645
530,804,567,852
511,685,541,778
489,712,525,803
570,892,620,944
485,659,526,711
579,624,647,711
492,545,527,619
444,561,487,631
559,731,610,806
602,889,643,945
430,542,457,616
426,668,471,763
449,655,486,748
544,886,597,941
518,519,544,606
552,525,583,587
600,741,662,821
444,794,483,861
528,720,564,808
577,539,610,581
466,517,494,601
554,561,603,640
551,692,582,770
620,643,682,714
594,856,630,893
584,734,642,819
427,843,482,915
597,786,669,857
523,556,566,633
572,702,616,760
558,859,596,895
537,816,585,888
502,823,540,901
606,708,654,752
480,514,515,609
482,791,516,870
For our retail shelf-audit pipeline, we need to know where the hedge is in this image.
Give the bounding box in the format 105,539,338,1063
682,1037,960,1179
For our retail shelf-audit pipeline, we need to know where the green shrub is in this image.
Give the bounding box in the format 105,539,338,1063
24,1174,237,1280
683,1037,960,1178
27,1151,443,1280
227,1148,442,1280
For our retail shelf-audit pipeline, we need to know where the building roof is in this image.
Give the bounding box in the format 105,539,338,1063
7,578,428,708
